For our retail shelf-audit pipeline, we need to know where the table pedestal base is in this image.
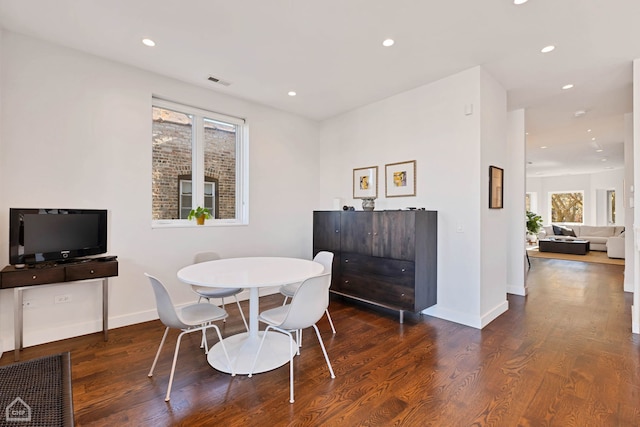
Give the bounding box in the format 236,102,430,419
207,331,294,375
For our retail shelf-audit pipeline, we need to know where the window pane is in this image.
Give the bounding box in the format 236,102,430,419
204,117,236,219
550,192,583,223
607,190,615,224
152,107,193,220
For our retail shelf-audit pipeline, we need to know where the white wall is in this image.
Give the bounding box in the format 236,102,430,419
624,113,634,293
507,109,526,296
318,66,510,328
633,58,640,334
526,169,624,226
479,69,510,323
0,32,320,348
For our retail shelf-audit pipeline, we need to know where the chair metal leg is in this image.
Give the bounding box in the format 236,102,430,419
248,326,271,378
209,324,235,376
148,327,170,377
325,309,336,334
165,330,187,401
288,329,295,403
312,324,335,379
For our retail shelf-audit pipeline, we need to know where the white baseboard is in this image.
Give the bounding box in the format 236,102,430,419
423,300,509,329
507,284,527,296
7,286,284,351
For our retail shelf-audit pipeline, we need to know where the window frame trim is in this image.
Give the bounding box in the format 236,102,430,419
151,97,249,228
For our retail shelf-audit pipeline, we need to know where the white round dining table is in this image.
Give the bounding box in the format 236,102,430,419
177,257,324,375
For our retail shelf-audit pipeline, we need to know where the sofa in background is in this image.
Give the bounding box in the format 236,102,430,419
537,225,625,258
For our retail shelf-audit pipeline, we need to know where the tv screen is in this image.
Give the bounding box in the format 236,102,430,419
9,208,108,265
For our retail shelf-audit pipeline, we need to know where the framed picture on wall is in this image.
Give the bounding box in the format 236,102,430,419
489,165,504,209
385,160,416,197
353,166,378,199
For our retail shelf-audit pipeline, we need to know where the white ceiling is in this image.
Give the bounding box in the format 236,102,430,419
0,0,637,177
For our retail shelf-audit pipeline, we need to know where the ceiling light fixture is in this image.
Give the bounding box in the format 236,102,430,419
514,0,528,4
540,146,548,149
287,91,297,97
596,149,603,153
382,39,395,47
562,84,574,90
591,137,596,141
142,38,156,47
574,110,586,117
601,158,608,162
541,45,555,53
587,129,592,132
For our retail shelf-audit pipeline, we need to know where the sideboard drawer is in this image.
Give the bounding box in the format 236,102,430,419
66,261,118,281
1,268,66,288
340,271,415,310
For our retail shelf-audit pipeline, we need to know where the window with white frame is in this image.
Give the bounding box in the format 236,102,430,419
151,98,248,225
607,190,616,225
549,191,584,224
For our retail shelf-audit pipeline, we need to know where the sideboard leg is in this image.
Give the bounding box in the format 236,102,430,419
103,278,109,341
14,288,23,361
399,310,404,324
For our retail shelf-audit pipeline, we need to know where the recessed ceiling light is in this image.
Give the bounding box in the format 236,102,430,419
591,137,596,141
382,39,395,47
601,158,608,162
142,38,156,47
596,149,603,152
574,110,586,117
541,45,555,53
287,91,297,97
540,146,548,149
514,0,528,4
562,84,574,90
587,129,592,132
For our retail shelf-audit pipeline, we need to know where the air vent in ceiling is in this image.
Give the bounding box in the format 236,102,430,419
207,76,231,87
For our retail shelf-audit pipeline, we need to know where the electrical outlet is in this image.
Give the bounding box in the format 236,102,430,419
23,299,37,308
54,294,72,304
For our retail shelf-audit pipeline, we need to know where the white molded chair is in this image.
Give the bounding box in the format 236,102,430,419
249,273,336,403
280,251,336,334
191,252,249,332
145,273,235,401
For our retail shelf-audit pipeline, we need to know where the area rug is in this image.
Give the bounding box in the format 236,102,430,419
527,248,625,266
0,352,74,426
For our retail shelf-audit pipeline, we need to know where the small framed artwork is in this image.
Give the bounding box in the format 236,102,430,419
489,165,504,209
353,166,378,199
385,160,416,197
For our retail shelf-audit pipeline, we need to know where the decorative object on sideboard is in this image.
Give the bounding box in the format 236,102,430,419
187,206,212,225
489,165,504,209
385,160,416,197
353,166,378,199
361,198,376,211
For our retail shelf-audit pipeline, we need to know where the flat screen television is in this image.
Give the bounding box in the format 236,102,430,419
9,208,108,265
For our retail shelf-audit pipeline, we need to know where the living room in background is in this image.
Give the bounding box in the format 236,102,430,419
151,98,248,225
549,191,583,224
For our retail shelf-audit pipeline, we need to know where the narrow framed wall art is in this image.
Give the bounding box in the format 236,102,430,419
489,165,504,209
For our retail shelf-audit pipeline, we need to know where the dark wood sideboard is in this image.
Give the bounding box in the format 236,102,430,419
313,210,437,322
0,258,118,360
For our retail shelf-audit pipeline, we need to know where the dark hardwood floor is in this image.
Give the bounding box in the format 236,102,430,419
2,258,639,426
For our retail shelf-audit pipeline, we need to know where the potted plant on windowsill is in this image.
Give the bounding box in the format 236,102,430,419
188,206,212,225
526,210,543,243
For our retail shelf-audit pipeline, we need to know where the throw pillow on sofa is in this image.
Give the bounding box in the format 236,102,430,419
561,227,577,237
552,225,564,235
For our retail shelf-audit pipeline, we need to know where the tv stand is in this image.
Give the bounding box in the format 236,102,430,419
0,258,118,360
